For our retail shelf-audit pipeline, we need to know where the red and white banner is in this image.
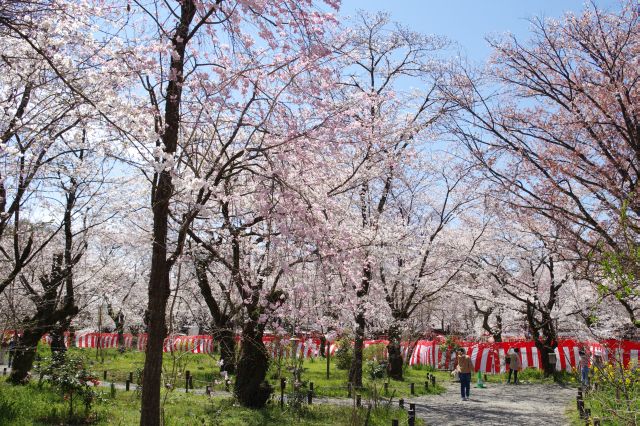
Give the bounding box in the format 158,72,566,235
23,329,640,371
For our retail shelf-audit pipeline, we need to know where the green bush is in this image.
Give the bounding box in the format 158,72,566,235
366,360,387,380
335,338,353,370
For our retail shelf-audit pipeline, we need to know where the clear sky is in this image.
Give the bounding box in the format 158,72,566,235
338,0,622,61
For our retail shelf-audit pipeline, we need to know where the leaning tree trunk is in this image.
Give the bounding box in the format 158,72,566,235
386,322,403,380
234,320,271,408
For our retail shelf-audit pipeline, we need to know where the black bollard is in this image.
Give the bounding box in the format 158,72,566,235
3,367,6,376
392,420,399,426
310,382,314,392
410,382,415,395
185,371,191,393
129,371,133,382
399,398,404,409
206,385,212,396
125,379,130,391
307,389,313,405
103,370,107,380
408,409,416,426
189,375,193,390
280,378,286,409
409,403,416,411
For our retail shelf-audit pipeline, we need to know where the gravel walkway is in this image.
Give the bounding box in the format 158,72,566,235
409,380,576,426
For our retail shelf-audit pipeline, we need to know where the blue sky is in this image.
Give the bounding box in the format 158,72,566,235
339,0,622,61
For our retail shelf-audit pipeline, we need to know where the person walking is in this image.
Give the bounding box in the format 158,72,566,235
507,348,521,384
454,348,474,401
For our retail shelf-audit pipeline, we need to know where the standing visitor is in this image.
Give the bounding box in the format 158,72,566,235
579,350,590,387
454,348,474,401
507,348,521,384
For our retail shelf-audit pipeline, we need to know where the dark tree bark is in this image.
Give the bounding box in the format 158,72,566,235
349,263,371,387
386,322,403,380
139,2,197,424
473,301,503,342
193,256,237,374
9,254,79,383
234,320,272,408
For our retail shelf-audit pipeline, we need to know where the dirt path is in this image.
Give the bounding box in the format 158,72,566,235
408,380,576,426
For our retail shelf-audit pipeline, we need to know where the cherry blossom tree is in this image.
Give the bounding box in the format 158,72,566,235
442,1,639,328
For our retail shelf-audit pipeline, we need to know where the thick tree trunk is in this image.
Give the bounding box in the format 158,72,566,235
234,321,271,408
386,323,403,380
8,328,42,383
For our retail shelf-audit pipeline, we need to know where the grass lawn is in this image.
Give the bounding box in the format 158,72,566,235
36,345,448,398
0,377,423,425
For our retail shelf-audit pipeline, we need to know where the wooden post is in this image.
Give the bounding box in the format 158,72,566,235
384,382,389,394
392,420,399,426
326,344,330,380
410,382,415,395
103,370,107,380
129,371,133,383
409,403,416,411
307,389,313,405
205,385,211,396
399,398,404,409
310,382,314,392
280,377,286,409
185,370,191,393
125,379,130,391
356,394,361,407
408,409,416,426
188,375,193,390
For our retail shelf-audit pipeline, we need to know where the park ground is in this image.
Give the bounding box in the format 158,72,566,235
0,346,629,425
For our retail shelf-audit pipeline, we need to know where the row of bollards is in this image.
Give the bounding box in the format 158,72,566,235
390,373,437,425
576,387,600,426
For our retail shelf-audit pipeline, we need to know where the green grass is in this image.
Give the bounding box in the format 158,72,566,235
0,377,423,425
481,368,579,385
35,344,447,398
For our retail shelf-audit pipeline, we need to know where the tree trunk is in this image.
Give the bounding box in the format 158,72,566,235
216,326,236,375
319,335,326,358
386,323,403,380
234,321,271,408
49,323,69,354
8,328,42,384
349,311,365,387
139,2,196,424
